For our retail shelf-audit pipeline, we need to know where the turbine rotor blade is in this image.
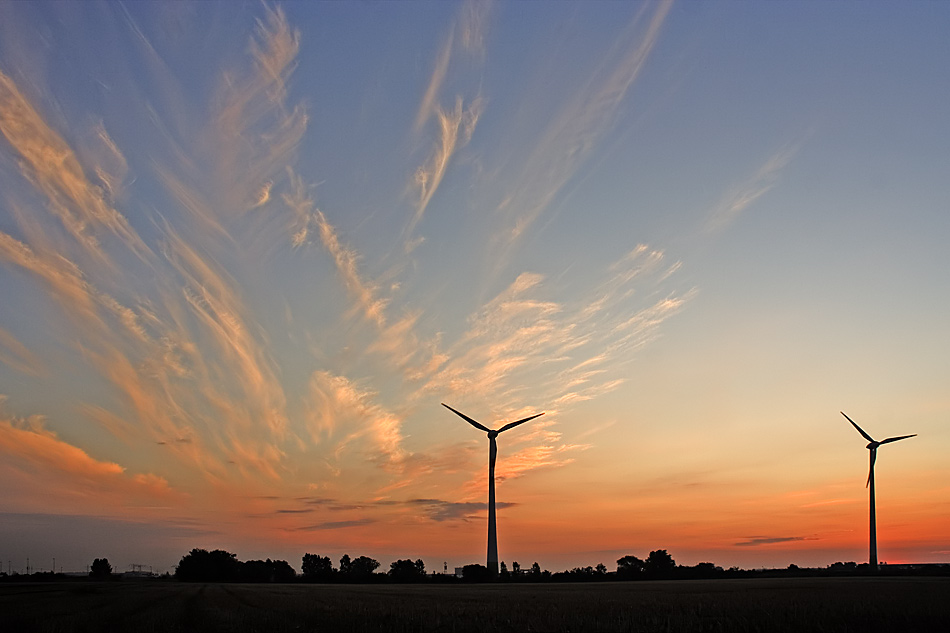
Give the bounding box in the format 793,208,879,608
498,412,545,433
880,434,916,445
841,411,875,443
867,448,877,487
442,403,491,433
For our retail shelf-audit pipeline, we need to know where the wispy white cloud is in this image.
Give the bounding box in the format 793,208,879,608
314,210,389,327
490,0,673,270
211,4,307,221
406,0,491,249
705,142,801,233
412,0,492,132
411,246,690,496
0,2,700,548
304,370,408,471
0,326,42,376
408,96,484,242
414,31,454,133
0,69,150,264
424,245,691,415
282,169,315,248
86,122,129,202
0,230,102,326
459,0,492,56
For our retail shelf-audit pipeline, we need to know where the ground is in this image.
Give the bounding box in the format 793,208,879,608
3,577,949,632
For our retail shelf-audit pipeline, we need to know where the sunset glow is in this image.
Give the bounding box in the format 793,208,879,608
1,1,948,575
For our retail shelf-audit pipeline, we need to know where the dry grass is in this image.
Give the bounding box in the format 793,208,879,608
3,577,949,632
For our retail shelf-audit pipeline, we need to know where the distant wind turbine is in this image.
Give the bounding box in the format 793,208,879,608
841,411,915,570
442,403,544,577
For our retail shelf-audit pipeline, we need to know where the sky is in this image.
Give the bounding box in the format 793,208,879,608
0,0,948,576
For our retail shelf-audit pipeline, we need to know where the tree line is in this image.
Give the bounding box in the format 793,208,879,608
9,549,944,583
173,549,426,583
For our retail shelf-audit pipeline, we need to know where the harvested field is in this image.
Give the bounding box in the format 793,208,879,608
3,577,949,632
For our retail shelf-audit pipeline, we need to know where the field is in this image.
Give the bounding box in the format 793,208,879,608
3,577,949,632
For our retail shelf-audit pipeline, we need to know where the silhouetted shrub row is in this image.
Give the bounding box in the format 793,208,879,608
300,553,385,583
175,549,296,582
19,549,931,584
171,548,755,584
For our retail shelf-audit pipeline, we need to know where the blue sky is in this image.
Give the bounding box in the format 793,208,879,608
0,1,948,574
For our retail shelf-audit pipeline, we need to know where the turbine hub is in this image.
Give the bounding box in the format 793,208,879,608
488,430,499,439
867,442,879,450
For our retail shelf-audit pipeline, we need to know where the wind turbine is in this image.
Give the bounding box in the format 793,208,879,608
841,411,915,570
442,403,544,577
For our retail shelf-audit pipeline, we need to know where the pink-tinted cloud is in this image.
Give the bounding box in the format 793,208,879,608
0,405,177,515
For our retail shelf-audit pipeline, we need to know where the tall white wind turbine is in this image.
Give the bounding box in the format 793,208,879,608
443,403,544,577
841,411,915,570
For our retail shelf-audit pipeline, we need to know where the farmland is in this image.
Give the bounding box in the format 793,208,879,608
3,577,949,632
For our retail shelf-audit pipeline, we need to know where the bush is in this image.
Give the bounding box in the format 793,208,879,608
175,549,241,582
388,559,426,582
462,564,491,582
90,558,112,579
302,553,335,581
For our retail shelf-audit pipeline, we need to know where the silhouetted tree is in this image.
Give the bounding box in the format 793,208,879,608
462,563,490,582
499,561,510,580
388,559,426,582
595,563,608,575
90,558,112,579
828,561,859,574
339,554,379,581
175,548,241,582
531,562,542,577
302,553,335,581
616,555,645,580
241,558,296,583
645,549,676,578
677,562,723,579
511,561,521,576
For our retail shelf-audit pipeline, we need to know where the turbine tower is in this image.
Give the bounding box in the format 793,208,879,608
443,403,544,577
841,411,915,570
